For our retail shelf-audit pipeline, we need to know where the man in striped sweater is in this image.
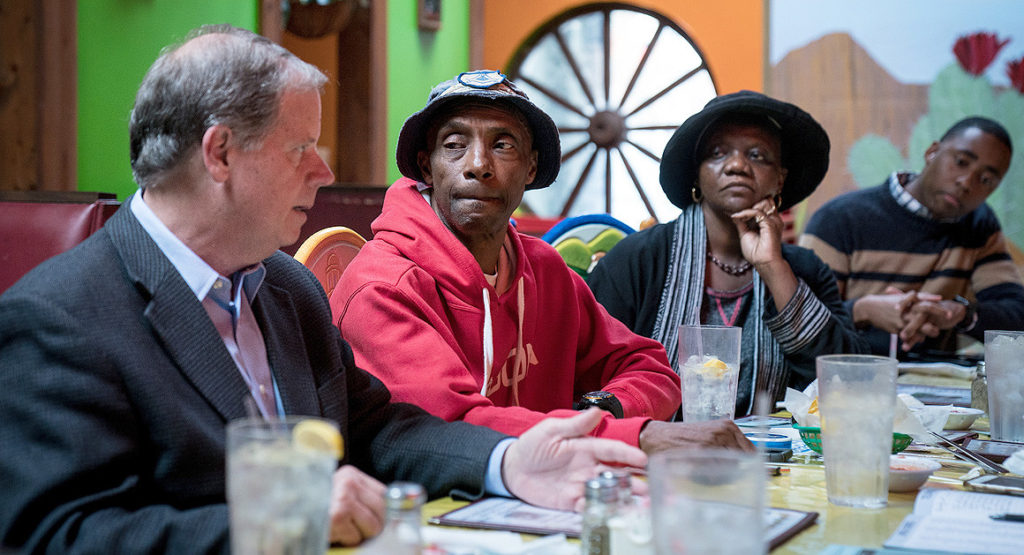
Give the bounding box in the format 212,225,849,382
800,117,1024,358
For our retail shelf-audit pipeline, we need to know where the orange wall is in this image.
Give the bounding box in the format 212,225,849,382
480,0,764,95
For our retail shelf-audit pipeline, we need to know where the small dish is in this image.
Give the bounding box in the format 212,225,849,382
943,407,984,430
889,455,942,492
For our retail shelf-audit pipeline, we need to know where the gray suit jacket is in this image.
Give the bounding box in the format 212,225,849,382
0,204,505,554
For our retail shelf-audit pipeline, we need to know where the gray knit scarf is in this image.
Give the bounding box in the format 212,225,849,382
651,204,788,415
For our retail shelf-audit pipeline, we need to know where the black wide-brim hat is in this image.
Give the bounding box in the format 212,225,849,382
659,90,830,211
396,70,561,190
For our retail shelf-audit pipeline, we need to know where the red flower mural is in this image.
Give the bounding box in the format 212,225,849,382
1008,57,1024,94
953,32,1010,75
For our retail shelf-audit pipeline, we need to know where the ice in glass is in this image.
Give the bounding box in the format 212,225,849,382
985,330,1024,442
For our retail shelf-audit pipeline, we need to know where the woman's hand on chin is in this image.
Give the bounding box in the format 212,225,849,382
730,197,784,268
731,197,799,309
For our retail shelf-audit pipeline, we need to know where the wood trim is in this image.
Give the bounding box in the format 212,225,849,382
0,190,116,202
260,0,283,44
331,3,387,185
469,0,485,70
37,0,77,191
368,0,387,184
0,0,77,191
273,1,385,185
0,0,36,191
762,0,772,92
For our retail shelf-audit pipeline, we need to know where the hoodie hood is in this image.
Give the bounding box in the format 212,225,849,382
371,177,528,305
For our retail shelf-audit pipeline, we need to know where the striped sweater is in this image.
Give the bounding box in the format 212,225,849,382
799,177,1024,355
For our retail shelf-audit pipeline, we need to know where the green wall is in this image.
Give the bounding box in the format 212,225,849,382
385,0,471,183
77,0,257,199
76,1,473,196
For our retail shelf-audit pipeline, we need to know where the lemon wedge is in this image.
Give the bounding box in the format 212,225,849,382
292,419,343,460
808,398,819,415
695,357,729,378
702,358,728,370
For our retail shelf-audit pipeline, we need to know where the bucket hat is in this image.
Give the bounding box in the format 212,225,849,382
659,90,830,210
396,70,561,190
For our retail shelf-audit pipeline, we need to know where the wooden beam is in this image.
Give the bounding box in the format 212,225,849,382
260,0,283,44
1,0,38,191
37,0,76,191
470,0,484,70
368,0,386,184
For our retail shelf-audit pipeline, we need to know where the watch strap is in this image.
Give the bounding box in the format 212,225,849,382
953,295,978,332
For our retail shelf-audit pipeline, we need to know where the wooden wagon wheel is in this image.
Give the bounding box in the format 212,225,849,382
507,3,717,225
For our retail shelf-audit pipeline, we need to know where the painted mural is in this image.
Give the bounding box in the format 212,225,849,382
767,0,1024,253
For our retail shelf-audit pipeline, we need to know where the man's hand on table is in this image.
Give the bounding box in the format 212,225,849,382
501,408,648,512
638,419,755,455
327,465,387,546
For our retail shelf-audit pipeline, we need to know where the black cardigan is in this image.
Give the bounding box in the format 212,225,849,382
587,221,868,405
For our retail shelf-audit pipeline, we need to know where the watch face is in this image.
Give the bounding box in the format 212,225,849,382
578,391,623,418
583,391,614,402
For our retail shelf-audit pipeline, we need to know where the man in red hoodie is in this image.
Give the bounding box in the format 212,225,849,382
330,70,751,454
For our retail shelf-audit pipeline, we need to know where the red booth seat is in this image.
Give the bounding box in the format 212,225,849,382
0,193,120,295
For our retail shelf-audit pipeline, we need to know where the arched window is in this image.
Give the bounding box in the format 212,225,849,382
508,3,716,225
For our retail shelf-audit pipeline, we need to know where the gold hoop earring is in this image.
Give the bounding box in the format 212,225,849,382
773,194,783,211
691,187,703,204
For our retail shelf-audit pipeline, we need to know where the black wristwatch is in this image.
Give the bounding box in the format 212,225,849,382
575,391,623,418
952,295,978,332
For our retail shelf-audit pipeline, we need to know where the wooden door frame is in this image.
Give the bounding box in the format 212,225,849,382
38,0,77,191
0,0,76,191
260,0,387,185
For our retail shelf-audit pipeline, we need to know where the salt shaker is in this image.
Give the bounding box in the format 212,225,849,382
972,361,988,414
358,482,425,554
581,477,617,555
601,470,654,555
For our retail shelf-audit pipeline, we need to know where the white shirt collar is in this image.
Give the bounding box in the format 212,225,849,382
130,190,264,301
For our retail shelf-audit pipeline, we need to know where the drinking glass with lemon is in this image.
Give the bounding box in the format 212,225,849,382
678,325,742,422
227,416,342,555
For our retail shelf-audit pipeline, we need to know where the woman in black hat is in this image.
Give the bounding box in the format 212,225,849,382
588,91,868,417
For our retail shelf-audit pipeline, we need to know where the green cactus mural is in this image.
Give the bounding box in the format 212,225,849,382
848,34,1024,250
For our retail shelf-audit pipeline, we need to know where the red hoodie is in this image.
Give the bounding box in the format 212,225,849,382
330,178,680,446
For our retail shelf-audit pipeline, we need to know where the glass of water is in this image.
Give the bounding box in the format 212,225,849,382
227,416,339,555
985,330,1024,442
649,448,765,554
817,354,897,508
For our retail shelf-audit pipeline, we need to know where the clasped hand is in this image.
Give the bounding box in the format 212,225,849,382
857,286,967,351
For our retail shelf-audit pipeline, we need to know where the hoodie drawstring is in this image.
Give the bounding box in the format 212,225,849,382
480,278,529,404
510,278,527,405
480,287,493,396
